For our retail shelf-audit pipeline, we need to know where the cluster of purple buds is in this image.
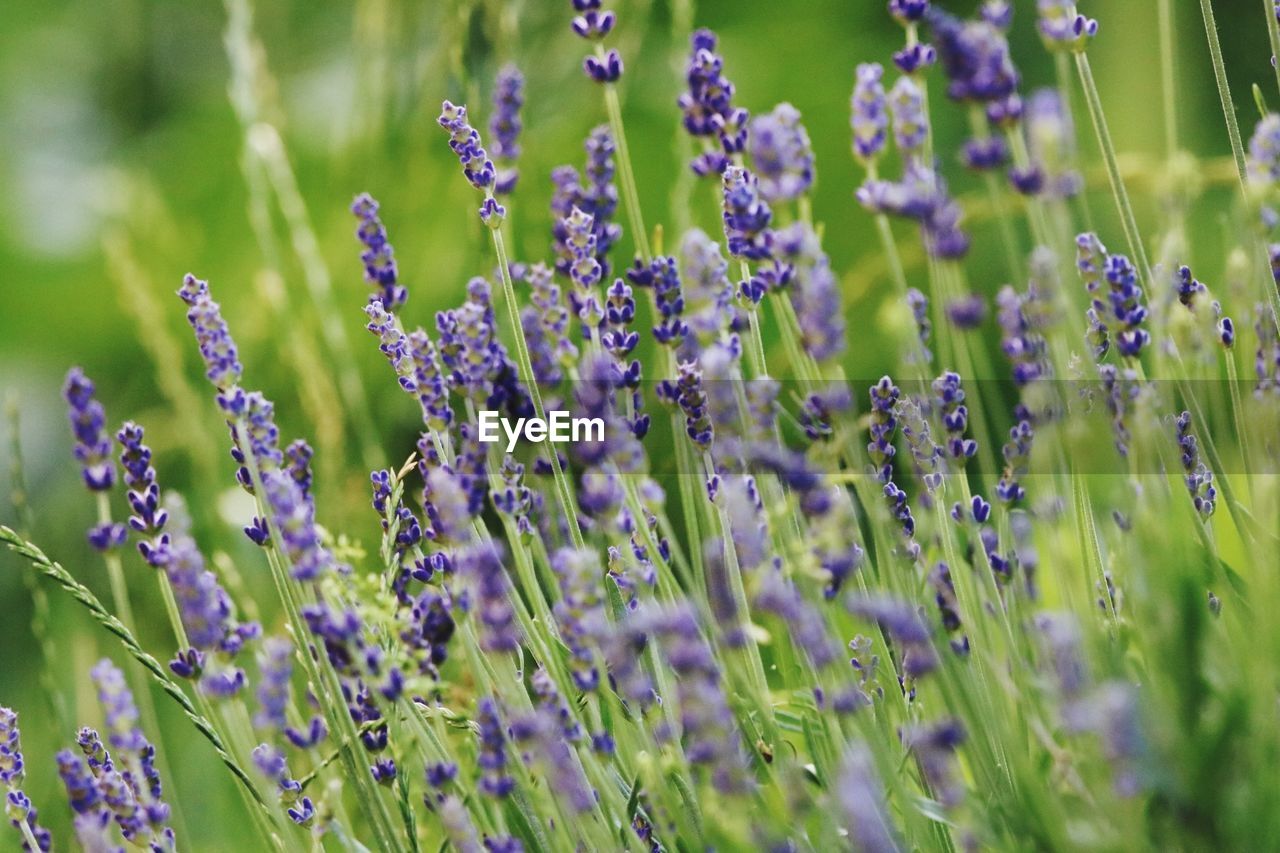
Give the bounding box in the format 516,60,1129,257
851,64,889,164
351,193,406,311
858,167,970,260
997,419,1033,503
177,274,243,392
902,718,967,808
887,76,927,161
670,361,713,450
571,0,615,39
476,698,516,798
933,372,977,460
1023,88,1082,198
1,708,52,853
117,422,170,565
1174,412,1217,518
997,286,1049,387
777,223,846,363
748,103,815,203
552,548,607,691
887,1,937,73
722,166,774,261
896,397,943,493
1100,250,1151,358
1256,303,1280,397
1036,0,1099,53
928,6,1019,104
551,127,622,279
489,65,524,194
63,368,116,493
679,29,747,175
849,596,937,680
629,255,688,346
867,376,900,483
437,100,505,227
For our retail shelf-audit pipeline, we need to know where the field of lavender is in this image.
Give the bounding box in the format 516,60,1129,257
4,0,1280,849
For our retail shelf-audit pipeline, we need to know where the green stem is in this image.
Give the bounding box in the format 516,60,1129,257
596,45,652,263
1073,52,1152,281
1265,0,1280,98
1198,0,1249,191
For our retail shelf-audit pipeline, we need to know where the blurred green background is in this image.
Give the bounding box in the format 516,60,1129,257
0,0,1271,845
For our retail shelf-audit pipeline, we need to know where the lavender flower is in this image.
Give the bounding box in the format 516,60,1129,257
1036,0,1098,52
672,360,713,449
254,637,294,731
460,544,519,654
1248,114,1280,189
849,596,936,677
996,419,1033,503
1,709,51,853
1024,88,1082,197
754,573,840,669
90,660,146,754
906,288,933,365
679,29,745,175
748,103,814,203
1256,303,1280,396
777,223,846,363
945,294,987,329
351,193,406,311
887,76,928,160
1101,251,1150,358
264,469,339,581
490,65,524,194
929,7,1019,104
851,64,889,163
867,376,900,483
836,745,899,853
902,718,966,807
1175,412,1217,518
722,166,774,260
117,422,170,566
571,0,616,40
476,698,515,798
177,274,242,391
933,371,978,460
63,367,116,492
437,100,505,226
552,548,608,690
583,48,623,83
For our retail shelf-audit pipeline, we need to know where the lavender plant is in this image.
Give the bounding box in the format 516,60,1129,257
8,1,1280,851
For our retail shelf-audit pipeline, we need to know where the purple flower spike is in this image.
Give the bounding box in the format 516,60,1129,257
177,274,243,392
888,76,928,159
748,103,815,203
851,64,889,163
490,65,524,194
1,708,53,852
929,7,1020,104
351,193,407,312
722,166,774,260
438,100,506,227
63,367,116,492
117,422,170,565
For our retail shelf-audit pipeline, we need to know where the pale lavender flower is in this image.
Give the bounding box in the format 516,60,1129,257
887,76,927,159
552,548,608,690
490,64,524,194
851,63,889,163
476,698,515,798
929,7,1019,103
836,745,900,853
777,223,846,363
748,103,814,203
254,637,293,731
1036,0,1098,52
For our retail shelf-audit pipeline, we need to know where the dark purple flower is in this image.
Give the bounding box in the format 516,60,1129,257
1175,412,1217,518
63,367,115,492
254,636,293,731
583,49,623,83
117,422,170,565
837,745,900,853
1,708,52,853
177,274,242,391
438,101,505,226
571,0,616,40
351,193,406,311
945,294,987,329
722,166,774,260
